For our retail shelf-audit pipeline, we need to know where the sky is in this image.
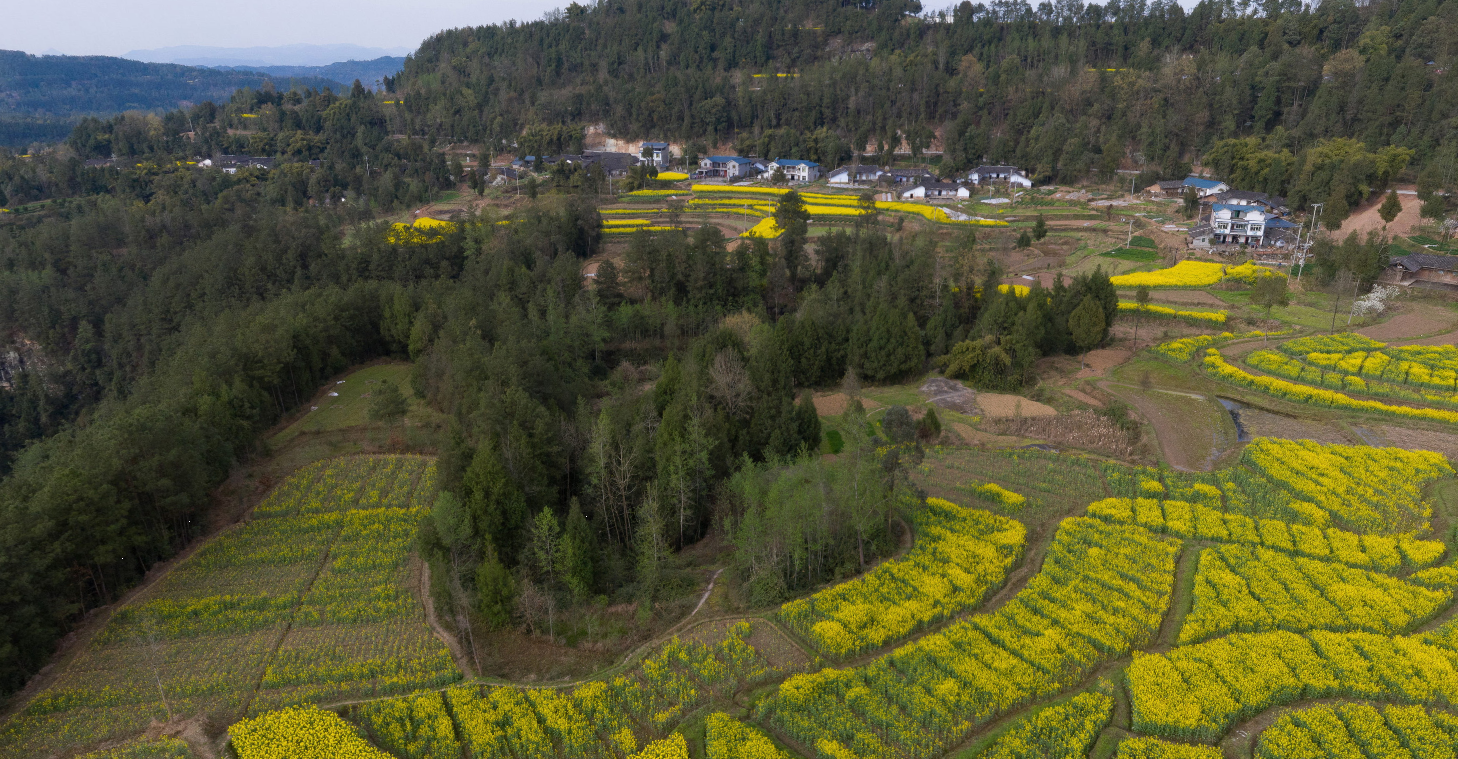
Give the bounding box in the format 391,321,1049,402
1,0,571,59
6,0,1206,61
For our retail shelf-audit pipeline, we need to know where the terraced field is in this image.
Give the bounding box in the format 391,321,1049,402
98,435,1456,759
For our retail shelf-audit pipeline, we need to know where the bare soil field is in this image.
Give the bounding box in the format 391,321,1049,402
977,393,1058,418
1236,406,1352,445
1076,348,1132,378
1357,303,1458,341
983,409,1140,459
812,392,881,416
1397,328,1458,347
1338,189,1423,239
1371,426,1458,461
1062,387,1105,407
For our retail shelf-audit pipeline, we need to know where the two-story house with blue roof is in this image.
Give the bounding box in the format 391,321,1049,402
771,158,821,182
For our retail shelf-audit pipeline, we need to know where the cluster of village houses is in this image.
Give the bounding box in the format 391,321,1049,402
152,145,1454,291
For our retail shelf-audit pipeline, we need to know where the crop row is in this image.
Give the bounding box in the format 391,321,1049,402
1204,349,1458,427
974,690,1112,759
706,712,792,759
1180,543,1449,644
1085,497,1444,572
1118,302,1228,325
1248,349,1458,410
1255,702,1458,759
1127,629,1458,742
765,517,1179,759
778,497,1026,658
1152,331,1291,362
439,622,778,759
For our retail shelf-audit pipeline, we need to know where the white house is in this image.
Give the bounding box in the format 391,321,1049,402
1183,176,1229,198
828,165,882,184
697,155,758,179
901,182,967,199
968,165,1032,188
770,158,821,182
641,142,672,168
1209,203,1267,245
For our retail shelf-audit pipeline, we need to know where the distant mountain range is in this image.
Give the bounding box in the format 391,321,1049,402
205,57,407,91
0,50,348,147
122,44,412,68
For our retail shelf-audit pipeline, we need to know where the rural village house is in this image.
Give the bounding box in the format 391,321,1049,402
967,165,1033,188
1382,253,1458,291
827,164,884,184
770,158,821,182
696,155,759,179
901,181,969,199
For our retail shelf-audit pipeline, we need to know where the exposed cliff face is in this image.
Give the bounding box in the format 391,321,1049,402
0,336,45,390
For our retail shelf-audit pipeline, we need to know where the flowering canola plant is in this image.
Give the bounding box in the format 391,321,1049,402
1178,543,1449,644
741,218,783,239
1254,702,1458,758
976,690,1113,759
231,705,393,759
766,518,1178,759
707,712,795,759
1152,331,1291,362
1205,349,1458,427
1126,629,1458,742
778,497,1025,657
1110,260,1281,289
1118,302,1227,325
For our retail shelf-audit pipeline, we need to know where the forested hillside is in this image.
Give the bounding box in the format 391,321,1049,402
395,0,1457,200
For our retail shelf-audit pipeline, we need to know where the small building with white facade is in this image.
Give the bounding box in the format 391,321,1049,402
1209,203,1267,245
828,165,883,184
696,156,759,179
770,158,821,182
968,165,1033,188
901,182,969,199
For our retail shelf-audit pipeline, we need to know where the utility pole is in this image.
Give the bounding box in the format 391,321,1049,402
1296,202,1322,283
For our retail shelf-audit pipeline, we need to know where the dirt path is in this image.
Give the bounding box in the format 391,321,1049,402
1099,381,1200,471
420,560,476,677
690,569,725,617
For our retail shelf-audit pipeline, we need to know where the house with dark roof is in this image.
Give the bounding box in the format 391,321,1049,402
1384,253,1458,290
770,158,821,182
901,181,968,199
696,155,759,180
882,168,936,186
1148,180,1187,197
203,155,274,173
968,165,1032,188
583,151,639,176
1209,190,1289,215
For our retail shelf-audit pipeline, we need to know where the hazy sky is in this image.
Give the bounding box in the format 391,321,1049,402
2,0,570,58
8,0,1204,60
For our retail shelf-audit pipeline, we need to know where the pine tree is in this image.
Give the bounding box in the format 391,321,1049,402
1016,231,1032,248
1379,190,1402,225
1068,295,1106,367
1033,214,1048,240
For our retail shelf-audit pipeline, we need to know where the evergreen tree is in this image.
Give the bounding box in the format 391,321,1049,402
1033,214,1047,241
1379,190,1403,225
1015,231,1032,248
1068,295,1106,365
